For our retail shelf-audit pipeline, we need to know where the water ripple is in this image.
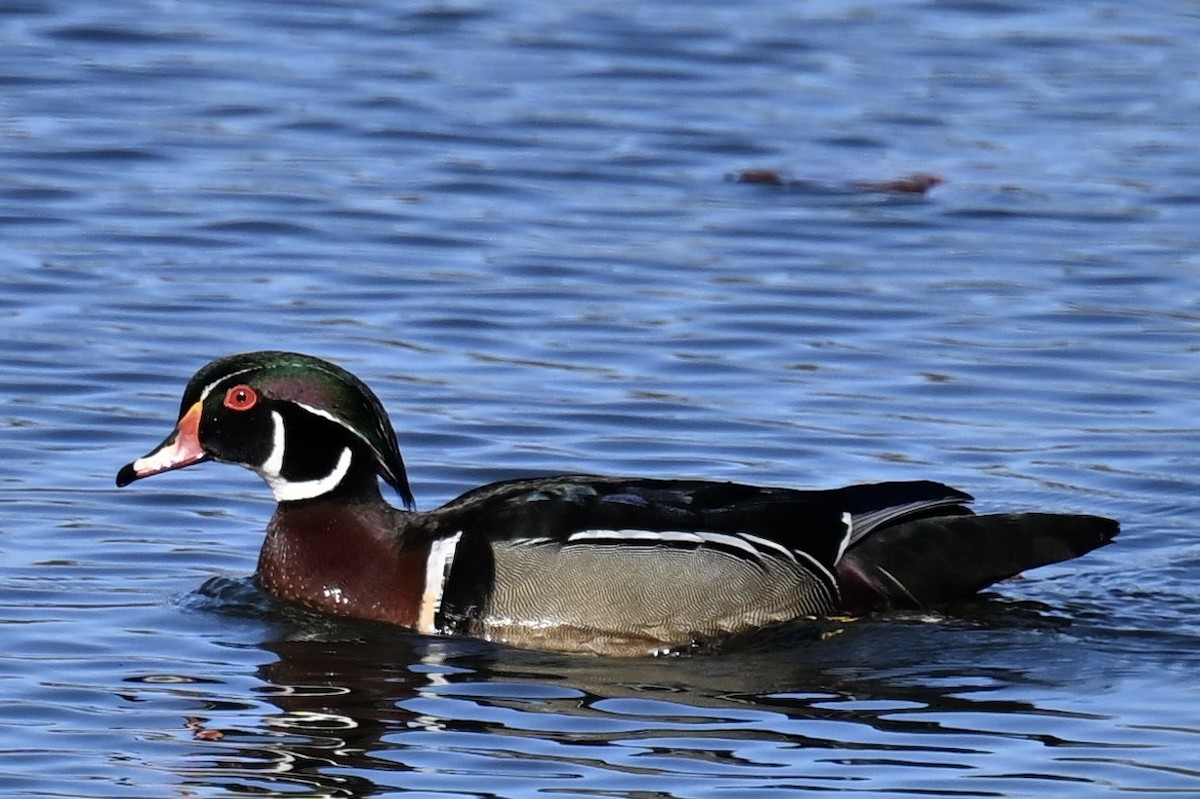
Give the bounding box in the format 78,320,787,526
2,0,1198,796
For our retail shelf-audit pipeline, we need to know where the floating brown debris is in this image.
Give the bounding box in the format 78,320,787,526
732,169,944,195
854,173,944,194
731,168,788,185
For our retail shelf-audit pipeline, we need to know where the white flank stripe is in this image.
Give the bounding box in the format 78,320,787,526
566,529,766,561
738,532,799,564
418,532,463,634
837,511,853,563
790,548,838,593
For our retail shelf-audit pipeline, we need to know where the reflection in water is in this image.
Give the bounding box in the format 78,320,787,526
137,585,1197,797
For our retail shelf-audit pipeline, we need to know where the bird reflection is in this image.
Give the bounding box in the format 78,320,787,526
165,588,1102,798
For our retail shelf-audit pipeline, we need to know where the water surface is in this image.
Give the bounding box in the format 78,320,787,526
2,0,1199,796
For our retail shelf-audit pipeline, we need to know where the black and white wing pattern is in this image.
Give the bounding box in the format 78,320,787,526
433,476,856,650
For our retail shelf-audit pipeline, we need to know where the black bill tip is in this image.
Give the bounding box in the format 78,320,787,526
116,462,139,488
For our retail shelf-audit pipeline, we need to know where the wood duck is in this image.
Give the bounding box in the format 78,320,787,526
117,351,1118,655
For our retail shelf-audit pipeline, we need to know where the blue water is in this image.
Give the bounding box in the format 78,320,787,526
3,0,1199,795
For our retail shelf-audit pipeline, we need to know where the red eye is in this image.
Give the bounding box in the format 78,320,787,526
223,385,258,411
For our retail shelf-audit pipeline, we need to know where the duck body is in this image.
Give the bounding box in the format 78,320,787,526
117,351,1118,655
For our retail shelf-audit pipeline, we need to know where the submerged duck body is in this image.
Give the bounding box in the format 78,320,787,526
117,351,1118,655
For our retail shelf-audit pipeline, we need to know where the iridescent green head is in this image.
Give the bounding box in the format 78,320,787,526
117,351,416,509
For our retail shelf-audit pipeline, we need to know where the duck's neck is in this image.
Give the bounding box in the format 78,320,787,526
257,483,435,631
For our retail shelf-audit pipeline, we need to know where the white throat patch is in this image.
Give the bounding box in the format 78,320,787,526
258,409,353,502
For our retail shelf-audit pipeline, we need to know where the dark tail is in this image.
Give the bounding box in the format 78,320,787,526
835,513,1119,613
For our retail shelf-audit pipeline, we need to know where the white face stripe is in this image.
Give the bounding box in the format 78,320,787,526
260,410,286,477
198,365,259,404
293,400,341,426
293,399,392,463
417,532,463,634
258,410,354,502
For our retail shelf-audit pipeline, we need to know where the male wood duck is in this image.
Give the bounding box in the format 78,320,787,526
117,351,1118,655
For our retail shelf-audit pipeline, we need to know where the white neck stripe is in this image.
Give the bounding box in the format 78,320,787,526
265,447,353,502
259,409,353,502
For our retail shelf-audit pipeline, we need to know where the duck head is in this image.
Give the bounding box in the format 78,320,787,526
116,351,416,508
